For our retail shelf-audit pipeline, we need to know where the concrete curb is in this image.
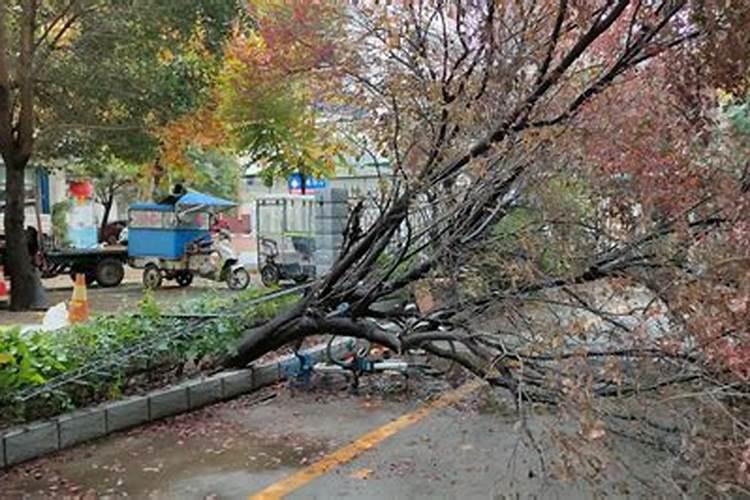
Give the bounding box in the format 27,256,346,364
0,339,352,469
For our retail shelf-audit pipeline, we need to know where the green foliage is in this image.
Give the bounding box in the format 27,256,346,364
18,1,243,164
0,287,298,427
138,290,162,319
68,152,141,204
215,5,345,188
0,328,67,396
51,200,71,247
726,100,750,137
491,207,536,249
464,175,597,294
182,148,241,200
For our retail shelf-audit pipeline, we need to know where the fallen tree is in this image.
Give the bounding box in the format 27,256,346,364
231,0,698,369
227,0,750,494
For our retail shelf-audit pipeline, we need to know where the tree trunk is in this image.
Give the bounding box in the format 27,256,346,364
4,160,41,310
228,300,401,367
98,191,114,243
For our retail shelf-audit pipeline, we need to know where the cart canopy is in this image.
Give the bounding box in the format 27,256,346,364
128,201,174,212
130,190,237,212
175,190,237,209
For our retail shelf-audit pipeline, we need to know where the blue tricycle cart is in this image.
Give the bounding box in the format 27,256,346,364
127,189,250,290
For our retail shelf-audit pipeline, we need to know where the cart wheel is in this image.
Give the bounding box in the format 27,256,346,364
227,267,250,290
260,263,280,288
142,264,162,290
96,258,124,288
175,271,193,288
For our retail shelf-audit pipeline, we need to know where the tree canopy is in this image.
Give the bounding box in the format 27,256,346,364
224,0,750,493
0,0,243,309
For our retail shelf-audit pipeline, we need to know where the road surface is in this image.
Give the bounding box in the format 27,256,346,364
0,269,263,327
1,374,672,499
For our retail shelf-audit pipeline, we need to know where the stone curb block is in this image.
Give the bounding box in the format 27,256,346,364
105,397,149,433
252,362,279,389
187,376,224,410
149,385,189,421
59,409,106,449
221,369,254,398
3,422,59,467
0,340,355,469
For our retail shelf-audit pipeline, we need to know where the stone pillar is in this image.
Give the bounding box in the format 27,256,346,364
314,188,349,276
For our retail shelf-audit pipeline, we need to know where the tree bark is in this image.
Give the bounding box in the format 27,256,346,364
98,190,114,242
4,159,39,310
0,1,45,310
228,300,401,367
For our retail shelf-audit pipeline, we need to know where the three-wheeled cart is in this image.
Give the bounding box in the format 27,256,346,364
127,190,250,290
256,195,317,287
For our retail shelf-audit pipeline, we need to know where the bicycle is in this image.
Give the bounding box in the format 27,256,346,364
312,327,457,390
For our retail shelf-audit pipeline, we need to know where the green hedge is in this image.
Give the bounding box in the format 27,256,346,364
0,288,297,427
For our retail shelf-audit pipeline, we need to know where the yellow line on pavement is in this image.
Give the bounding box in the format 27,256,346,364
249,379,483,500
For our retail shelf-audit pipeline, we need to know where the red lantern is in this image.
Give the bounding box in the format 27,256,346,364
69,180,94,200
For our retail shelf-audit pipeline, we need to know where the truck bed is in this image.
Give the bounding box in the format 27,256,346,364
45,246,127,259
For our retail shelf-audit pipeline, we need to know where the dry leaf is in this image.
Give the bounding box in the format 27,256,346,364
349,468,373,480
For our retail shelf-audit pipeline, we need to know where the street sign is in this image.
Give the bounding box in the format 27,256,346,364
288,173,328,193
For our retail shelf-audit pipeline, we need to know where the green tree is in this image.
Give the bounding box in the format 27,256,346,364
0,1,241,310
185,148,240,201
158,2,344,195
68,153,140,240
215,1,344,192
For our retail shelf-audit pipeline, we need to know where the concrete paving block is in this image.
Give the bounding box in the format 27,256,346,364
221,370,254,398
149,385,189,420
3,422,59,466
58,408,106,448
253,362,280,388
105,397,149,432
187,376,224,410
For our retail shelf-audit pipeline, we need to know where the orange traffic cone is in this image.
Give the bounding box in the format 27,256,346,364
68,273,90,323
0,266,8,303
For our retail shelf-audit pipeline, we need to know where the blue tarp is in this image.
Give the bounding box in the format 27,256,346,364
129,190,237,212
176,190,237,208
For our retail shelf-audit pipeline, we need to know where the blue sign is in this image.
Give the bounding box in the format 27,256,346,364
288,173,328,192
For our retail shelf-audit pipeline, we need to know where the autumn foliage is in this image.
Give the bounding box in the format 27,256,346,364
157,0,343,190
